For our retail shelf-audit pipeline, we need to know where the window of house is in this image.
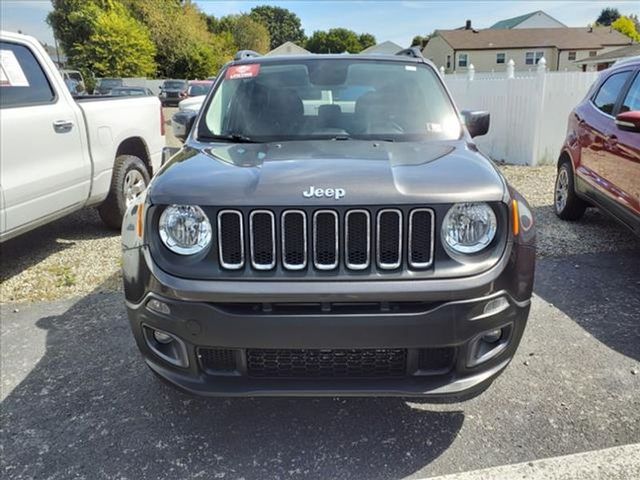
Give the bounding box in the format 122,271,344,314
0,41,55,109
568,51,577,61
592,71,631,115
589,51,597,57
458,53,468,68
525,51,544,65
496,53,505,64
446,55,451,69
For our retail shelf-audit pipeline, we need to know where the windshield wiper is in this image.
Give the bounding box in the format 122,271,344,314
203,133,259,143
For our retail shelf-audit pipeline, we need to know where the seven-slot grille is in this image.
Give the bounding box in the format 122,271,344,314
215,208,434,272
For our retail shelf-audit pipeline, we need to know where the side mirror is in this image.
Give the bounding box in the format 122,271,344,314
615,111,640,133
461,110,490,138
172,110,197,143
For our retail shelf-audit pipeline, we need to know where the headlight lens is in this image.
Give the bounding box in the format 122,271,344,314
442,202,497,254
159,205,212,255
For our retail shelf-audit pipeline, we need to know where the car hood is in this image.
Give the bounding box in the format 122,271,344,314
178,95,205,112
149,140,507,206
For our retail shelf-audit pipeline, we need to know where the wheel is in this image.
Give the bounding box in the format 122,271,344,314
98,154,150,229
554,161,587,221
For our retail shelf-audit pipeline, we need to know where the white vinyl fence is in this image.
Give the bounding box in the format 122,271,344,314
443,59,600,165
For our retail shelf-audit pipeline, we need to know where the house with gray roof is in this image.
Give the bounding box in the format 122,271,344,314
490,11,566,30
423,25,632,73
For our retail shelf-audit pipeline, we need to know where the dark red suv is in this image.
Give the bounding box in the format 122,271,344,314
555,58,640,236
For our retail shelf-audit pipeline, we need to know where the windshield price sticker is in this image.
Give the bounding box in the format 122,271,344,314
226,64,260,80
0,49,30,87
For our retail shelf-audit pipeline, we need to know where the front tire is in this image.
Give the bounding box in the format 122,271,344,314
98,154,150,229
554,161,587,221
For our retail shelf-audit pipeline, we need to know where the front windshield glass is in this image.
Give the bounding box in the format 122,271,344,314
164,81,186,89
201,59,460,142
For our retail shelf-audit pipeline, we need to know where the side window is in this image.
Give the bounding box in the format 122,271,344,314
458,53,468,68
0,41,55,108
592,71,631,115
620,74,640,113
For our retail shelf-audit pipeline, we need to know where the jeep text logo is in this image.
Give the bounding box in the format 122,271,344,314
302,186,346,200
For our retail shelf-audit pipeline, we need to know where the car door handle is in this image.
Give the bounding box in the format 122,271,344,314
53,119,74,133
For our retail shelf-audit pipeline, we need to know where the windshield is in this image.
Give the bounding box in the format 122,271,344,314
188,83,212,96
200,59,460,142
112,88,144,96
164,81,186,89
100,79,122,87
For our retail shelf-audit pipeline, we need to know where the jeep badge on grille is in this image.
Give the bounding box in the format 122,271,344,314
302,186,346,200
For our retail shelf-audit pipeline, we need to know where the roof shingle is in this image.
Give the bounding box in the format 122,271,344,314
434,27,632,51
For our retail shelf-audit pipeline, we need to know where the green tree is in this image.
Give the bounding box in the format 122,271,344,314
125,0,231,78
306,28,373,54
49,0,156,77
411,34,431,49
250,5,305,50
358,33,376,50
48,0,98,59
596,7,621,26
209,14,270,54
611,16,640,41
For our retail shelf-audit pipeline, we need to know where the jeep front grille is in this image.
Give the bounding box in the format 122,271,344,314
215,207,434,273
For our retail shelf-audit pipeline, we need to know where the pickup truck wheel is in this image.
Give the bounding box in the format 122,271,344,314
554,162,587,221
98,154,150,229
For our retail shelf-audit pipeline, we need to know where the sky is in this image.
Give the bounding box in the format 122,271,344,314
1,0,638,48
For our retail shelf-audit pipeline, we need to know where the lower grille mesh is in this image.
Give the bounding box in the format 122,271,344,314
246,348,407,378
199,348,237,372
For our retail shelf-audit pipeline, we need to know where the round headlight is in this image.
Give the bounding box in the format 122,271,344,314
442,202,497,254
159,205,212,255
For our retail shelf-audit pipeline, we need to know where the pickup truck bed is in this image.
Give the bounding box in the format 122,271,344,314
0,30,165,241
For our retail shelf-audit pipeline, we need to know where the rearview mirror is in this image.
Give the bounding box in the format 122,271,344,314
172,110,197,143
461,110,490,138
615,111,640,133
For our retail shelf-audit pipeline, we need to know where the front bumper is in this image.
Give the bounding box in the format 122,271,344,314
123,241,534,398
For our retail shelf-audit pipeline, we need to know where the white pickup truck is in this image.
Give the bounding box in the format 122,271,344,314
0,31,165,241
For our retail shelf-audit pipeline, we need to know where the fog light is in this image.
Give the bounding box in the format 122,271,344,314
153,330,173,344
147,299,170,315
482,329,502,343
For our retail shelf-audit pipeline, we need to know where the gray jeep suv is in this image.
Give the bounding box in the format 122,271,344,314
122,49,535,398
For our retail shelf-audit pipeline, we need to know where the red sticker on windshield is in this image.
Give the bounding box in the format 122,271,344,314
226,64,260,80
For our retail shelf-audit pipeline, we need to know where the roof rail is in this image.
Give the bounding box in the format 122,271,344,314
395,47,423,59
234,50,262,61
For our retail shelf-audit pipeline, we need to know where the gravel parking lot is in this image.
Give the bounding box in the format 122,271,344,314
1,111,639,478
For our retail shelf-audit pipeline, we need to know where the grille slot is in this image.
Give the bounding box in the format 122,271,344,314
250,210,276,270
418,347,455,374
313,210,339,270
282,210,307,270
377,209,402,269
345,210,370,270
408,209,435,269
247,348,407,378
217,210,244,269
199,348,238,373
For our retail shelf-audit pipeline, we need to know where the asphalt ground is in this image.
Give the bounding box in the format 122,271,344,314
1,248,639,479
